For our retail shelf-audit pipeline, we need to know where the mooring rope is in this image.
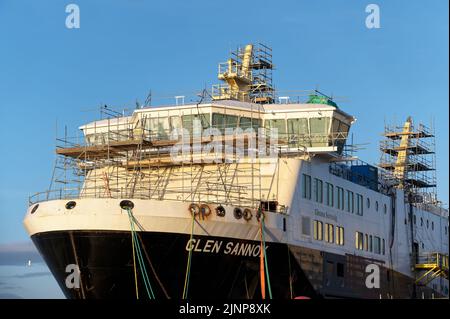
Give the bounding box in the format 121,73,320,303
127,207,155,299
259,212,273,299
182,210,196,299
287,244,293,299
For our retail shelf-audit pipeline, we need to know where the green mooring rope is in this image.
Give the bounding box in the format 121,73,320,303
127,208,155,299
260,215,273,299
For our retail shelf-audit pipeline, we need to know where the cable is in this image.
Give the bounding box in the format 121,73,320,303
127,208,156,299
182,211,196,299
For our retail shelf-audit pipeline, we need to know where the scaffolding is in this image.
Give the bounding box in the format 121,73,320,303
379,117,437,204
415,252,449,286
30,106,304,212
212,43,274,104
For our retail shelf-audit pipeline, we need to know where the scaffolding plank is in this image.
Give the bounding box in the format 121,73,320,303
384,131,434,140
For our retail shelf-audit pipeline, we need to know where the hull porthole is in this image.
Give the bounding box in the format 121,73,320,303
30,204,39,215
243,208,253,221
200,204,211,219
233,208,243,219
119,200,134,210
215,205,226,217
65,201,77,210
189,203,200,216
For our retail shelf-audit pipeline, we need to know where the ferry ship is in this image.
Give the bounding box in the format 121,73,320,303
23,44,448,299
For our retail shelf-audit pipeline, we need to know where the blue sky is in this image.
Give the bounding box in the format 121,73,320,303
0,0,448,297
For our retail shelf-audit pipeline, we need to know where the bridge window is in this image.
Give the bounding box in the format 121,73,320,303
147,117,170,139
170,116,182,130
212,113,238,133
266,119,286,136
182,114,209,134
287,118,309,146
287,118,309,135
239,117,261,130
364,234,369,251
310,117,330,147
382,239,386,255
375,201,379,212
310,117,330,134
369,235,373,252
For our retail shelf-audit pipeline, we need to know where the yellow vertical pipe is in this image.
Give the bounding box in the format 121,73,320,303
394,117,412,187
241,44,253,79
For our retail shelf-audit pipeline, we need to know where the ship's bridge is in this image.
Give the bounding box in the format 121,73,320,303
262,97,354,155
78,96,355,159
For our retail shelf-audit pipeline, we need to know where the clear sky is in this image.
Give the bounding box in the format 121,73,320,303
0,0,448,297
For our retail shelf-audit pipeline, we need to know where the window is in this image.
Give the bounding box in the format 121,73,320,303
426,220,429,229
336,226,345,246
337,263,345,277
314,178,323,203
420,217,423,226
266,119,286,136
375,201,379,212
170,116,182,130
313,220,323,241
432,221,434,230
382,239,385,255
301,217,311,236
367,198,371,209
337,187,344,210
413,215,416,225
445,226,448,235
239,117,261,130
147,117,170,139
374,237,381,254
182,114,209,133
310,117,330,134
212,113,238,133
310,118,331,147
325,261,334,286
287,118,309,146
302,174,312,200
355,231,364,250
356,194,364,216
346,190,354,213
325,224,334,243
384,203,387,214
326,183,334,207
369,235,373,252
364,234,369,251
